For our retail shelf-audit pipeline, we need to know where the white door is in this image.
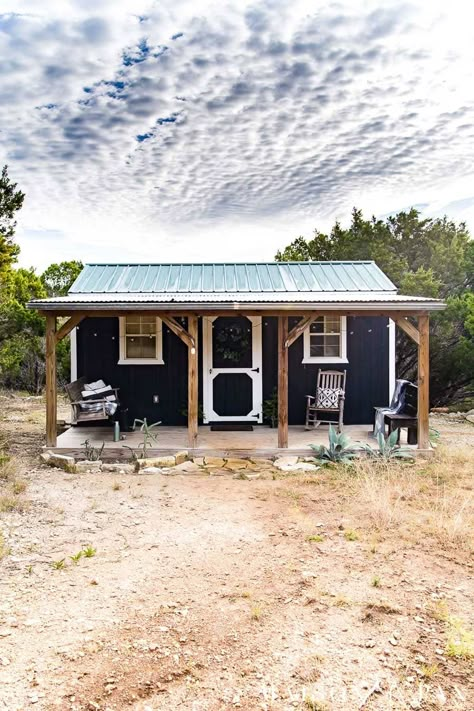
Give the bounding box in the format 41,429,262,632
202,315,262,423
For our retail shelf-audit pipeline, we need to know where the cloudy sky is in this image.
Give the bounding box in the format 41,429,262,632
1,0,474,270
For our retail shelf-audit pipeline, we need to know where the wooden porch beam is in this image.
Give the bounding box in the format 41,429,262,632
45,314,57,447
285,315,316,348
395,317,420,345
278,316,289,448
161,315,195,350
55,314,84,343
187,315,198,449
417,315,430,450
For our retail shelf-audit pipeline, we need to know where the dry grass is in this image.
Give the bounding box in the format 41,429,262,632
288,445,474,553
0,457,17,482
430,600,474,659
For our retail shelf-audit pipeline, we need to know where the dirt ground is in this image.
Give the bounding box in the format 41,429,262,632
0,393,473,711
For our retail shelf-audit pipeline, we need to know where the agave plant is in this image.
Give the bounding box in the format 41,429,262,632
311,424,359,464
361,429,414,460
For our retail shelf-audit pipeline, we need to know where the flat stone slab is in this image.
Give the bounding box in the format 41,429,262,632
203,456,226,467
76,460,102,473
42,452,76,473
273,456,298,470
278,462,320,472
141,466,165,475
224,458,249,470
465,414,474,424
172,461,201,474
138,456,176,469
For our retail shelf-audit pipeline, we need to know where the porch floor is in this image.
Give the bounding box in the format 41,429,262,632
53,424,382,458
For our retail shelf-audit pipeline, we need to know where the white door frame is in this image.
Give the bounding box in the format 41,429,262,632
202,315,263,423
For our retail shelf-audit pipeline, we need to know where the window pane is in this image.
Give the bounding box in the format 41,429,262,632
126,336,156,359
309,334,324,358
310,317,324,334
324,335,340,356
125,316,156,336
324,316,340,333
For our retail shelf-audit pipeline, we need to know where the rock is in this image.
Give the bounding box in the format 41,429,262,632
430,407,449,413
224,458,248,470
173,461,201,474
466,408,474,416
175,450,188,465
465,414,474,425
204,456,226,467
141,467,164,475
39,451,51,464
101,463,135,474
193,457,205,466
287,462,319,472
273,456,298,470
46,453,76,473
76,460,102,473
138,456,176,468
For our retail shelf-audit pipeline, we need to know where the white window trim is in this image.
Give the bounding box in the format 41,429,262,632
302,315,348,364
118,316,164,365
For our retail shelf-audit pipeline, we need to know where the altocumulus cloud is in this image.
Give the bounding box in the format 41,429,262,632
1,0,474,266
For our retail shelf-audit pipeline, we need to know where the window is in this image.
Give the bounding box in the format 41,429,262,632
118,316,164,365
302,315,347,363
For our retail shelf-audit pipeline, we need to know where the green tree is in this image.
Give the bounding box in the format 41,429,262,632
0,165,25,276
41,260,83,297
276,208,474,406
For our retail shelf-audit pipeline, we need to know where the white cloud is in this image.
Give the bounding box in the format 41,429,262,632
0,0,474,269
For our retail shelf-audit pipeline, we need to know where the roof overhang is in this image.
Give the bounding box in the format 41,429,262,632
29,298,446,314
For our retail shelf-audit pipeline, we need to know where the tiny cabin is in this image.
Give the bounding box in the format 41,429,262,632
28,261,444,454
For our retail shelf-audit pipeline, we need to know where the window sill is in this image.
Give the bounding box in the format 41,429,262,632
302,357,349,364
118,359,164,366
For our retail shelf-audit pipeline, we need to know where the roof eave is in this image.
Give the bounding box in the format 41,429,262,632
28,300,446,313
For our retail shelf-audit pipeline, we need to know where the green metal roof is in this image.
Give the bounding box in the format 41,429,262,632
70,262,396,294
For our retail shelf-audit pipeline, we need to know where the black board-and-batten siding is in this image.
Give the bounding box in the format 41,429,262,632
75,316,390,427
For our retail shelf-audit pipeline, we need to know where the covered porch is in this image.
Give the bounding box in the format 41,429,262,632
54,423,384,459
41,308,433,454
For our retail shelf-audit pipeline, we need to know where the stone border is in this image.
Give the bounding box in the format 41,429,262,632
40,451,320,476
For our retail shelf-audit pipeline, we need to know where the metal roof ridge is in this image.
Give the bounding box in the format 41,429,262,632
80,260,379,266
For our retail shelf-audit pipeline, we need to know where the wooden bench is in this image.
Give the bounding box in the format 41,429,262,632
384,413,418,445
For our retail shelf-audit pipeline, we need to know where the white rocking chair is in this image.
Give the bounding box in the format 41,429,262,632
305,369,347,432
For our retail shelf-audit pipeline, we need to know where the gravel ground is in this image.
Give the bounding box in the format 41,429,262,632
0,396,473,711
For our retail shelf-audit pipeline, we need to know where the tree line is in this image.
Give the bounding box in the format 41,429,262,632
0,166,82,392
276,208,474,406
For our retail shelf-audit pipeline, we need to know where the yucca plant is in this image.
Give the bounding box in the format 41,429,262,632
311,424,358,464
361,429,414,460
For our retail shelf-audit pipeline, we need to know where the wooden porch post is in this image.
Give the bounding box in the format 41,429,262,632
417,314,430,449
45,313,57,447
278,316,289,448
187,315,198,449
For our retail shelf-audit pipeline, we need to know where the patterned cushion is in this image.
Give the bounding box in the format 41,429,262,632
316,387,341,409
